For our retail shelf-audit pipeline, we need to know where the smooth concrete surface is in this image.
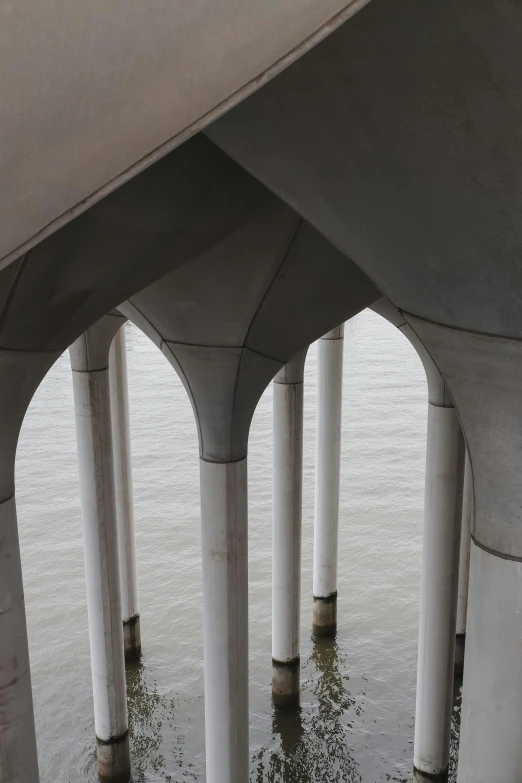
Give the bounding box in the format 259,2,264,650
209,0,522,340
70,320,131,783
109,326,141,662
0,496,40,783
403,315,522,780
312,325,344,636
119,209,378,463
414,404,465,779
111,184,378,782
1,0,370,266
455,451,473,677
406,316,522,558
0,135,379,367
200,458,249,783
0,348,60,783
272,350,306,705
458,542,522,783
371,299,451,408
371,299,465,777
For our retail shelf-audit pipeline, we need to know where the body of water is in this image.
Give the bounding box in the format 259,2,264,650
16,308,460,782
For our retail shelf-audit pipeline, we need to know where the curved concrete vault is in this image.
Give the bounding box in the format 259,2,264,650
0,133,378,783
2,0,522,781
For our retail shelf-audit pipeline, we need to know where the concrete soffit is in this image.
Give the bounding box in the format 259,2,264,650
0,0,371,271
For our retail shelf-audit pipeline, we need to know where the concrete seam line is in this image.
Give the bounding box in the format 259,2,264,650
0,493,15,504
313,591,338,603
0,344,62,354
0,251,32,337
96,730,129,746
229,217,301,452
200,455,247,465
0,0,371,270
273,379,305,386
0,667,30,691
272,657,300,667
471,535,522,563
163,340,283,365
71,366,110,374
165,340,244,350
243,219,303,351
402,309,522,343
0,602,23,619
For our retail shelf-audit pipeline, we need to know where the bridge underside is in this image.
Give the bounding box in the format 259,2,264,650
1,0,522,781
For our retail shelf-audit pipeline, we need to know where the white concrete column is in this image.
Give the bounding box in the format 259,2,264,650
272,350,306,706
70,321,130,783
413,400,465,781
454,450,472,676
200,457,249,783
458,542,522,782
312,324,344,636
0,348,59,783
109,326,141,662
370,298,465,780
0,495,40,783
402,315,522,783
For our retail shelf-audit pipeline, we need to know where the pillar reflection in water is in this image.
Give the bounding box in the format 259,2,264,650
253,636,362,782
123,663,198,782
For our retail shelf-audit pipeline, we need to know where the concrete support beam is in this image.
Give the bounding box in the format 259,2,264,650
109,326,141,662
406,315,522,783
0,349,59,783
413,400,465,780
117,210,378,783
371,298,464,780
70,314,131,783
128,335,284,783
458,542,522,782
312,324,344,636
0,495,41,783
200,457,249,783
455,451,472,677
272,350,307,706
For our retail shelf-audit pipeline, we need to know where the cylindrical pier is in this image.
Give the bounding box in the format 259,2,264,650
454,450,472,677
413,400,465,781
0,495,41,783
272,351,306,706
0,348,60,783
109,325,141,662
200,457,249,783
70,330,131,783
457,542,522,782
313,324,344,636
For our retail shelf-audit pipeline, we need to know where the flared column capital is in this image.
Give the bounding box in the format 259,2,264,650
273,347,308,385
406,314,522,559
0,348,60,497
69,311,126,373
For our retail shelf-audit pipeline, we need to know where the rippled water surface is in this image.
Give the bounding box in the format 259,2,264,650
16,309,461,782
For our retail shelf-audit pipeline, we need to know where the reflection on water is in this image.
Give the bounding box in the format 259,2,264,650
17,310,465,781
449,679,462,781
256,634,462,783
126,663,199,782
253,638,361,783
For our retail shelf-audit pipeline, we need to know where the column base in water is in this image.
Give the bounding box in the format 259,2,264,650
413,767,448,782
97,732,131,783
272,658,300,707
313,593,337,636
454,633,465,677
123,614,142,663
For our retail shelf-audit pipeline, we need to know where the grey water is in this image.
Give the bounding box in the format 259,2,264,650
16,308,461,782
